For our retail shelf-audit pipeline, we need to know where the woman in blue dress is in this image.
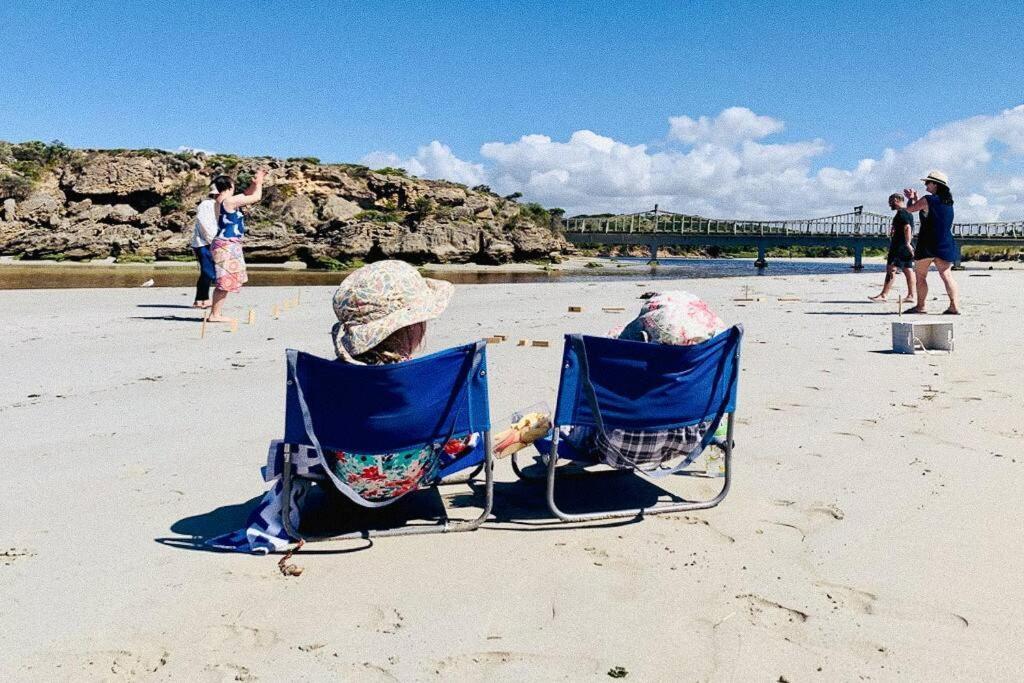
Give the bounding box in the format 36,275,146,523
903,170,961,314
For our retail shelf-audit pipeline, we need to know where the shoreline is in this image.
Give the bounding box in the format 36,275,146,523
2,254,1019,271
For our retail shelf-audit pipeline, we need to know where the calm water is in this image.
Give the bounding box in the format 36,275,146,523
0,258,883,290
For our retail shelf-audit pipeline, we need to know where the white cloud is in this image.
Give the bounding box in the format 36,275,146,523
176,145,214,155
668,107,785,145
361,140,486,186
367,105,1024,221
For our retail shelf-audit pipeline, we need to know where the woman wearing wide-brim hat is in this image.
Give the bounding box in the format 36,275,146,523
903,170,961,314
323,260,479,504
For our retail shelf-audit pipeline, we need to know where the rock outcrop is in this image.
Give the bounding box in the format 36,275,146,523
0,142,567,264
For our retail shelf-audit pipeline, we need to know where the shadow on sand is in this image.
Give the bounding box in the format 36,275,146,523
156,461,713,553
136,304,202,309
130,314,205,322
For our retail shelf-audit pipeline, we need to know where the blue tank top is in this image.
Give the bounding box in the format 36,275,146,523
217,204,246,239
921,194,956,261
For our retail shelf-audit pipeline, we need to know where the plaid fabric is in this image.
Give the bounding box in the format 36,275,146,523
567,421,711,470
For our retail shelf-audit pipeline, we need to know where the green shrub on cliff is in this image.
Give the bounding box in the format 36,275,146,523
413,196,435,215
287,156,321,165
374,166,408,177
519,202,551,224
0,140,76,197
235,170,254,192
12,140,73,167
0,174,35,200
209,154,241,172
308,255,365,271
354,209,403,223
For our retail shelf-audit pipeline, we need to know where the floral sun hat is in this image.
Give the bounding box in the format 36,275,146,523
331,260,454,362
614,290,726,346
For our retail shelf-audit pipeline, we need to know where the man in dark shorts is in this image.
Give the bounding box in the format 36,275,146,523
870,193,917,303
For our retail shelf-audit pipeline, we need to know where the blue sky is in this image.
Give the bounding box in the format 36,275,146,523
2,1,1022,219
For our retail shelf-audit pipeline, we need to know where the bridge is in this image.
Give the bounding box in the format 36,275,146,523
560,207,1024,269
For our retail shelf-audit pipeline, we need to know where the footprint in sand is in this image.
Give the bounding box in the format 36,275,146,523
432,651,599,679
66,647,169,681
109,649,169,678
816,581,877,615
206,623,279,649
360,605,405,635
735,593,809,628
202,662,256,682
815,580,970,631
809,502,845,520
762,502,844,542
1,547,36,566
342,662,400,682
660,514,736,543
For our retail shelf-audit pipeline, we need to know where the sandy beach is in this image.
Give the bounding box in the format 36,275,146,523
1,265,1022,681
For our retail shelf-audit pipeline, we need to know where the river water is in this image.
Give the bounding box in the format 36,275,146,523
0,258,883,290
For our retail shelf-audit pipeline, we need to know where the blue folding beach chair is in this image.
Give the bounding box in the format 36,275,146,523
279,340,493,541
515,325,742,522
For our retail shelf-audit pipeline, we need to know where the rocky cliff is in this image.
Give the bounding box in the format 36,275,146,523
0,141,568,265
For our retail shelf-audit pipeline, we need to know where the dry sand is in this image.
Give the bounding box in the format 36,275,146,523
1,265,1022,681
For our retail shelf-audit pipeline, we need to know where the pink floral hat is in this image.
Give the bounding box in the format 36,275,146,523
614,290,726,346
331,260,454,362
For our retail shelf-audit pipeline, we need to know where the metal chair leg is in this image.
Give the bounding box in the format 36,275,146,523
544,416,734,523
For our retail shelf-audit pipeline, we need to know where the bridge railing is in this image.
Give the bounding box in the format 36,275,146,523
953,221,1022,238
563,211,893,236
564,212,1024,239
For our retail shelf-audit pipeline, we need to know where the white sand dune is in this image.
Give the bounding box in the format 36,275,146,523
1,266,1021,680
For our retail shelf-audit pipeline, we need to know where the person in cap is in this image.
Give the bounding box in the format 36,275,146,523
561,290,728,470
189,182,220,308
325,260,477,502
903,171,961,314
869,193,916,303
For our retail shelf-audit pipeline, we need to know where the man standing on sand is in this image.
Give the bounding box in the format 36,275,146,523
190,184,219,309
869,193,916,303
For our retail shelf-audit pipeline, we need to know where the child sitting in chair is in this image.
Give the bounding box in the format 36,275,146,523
207,260,478,554
512,291,727,470
578,290,727,469
326,260,476,502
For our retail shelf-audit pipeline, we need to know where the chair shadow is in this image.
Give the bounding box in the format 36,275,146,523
156,495,267,553
157,460,719,552
471,459,714,530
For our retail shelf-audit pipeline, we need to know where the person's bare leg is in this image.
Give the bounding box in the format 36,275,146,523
206,289,235,322
901,267,916,302
934,259,961,313
870,266,896,301
908,259,932,313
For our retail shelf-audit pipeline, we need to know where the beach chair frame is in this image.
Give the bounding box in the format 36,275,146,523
528,327,742,522
278,342,494,542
